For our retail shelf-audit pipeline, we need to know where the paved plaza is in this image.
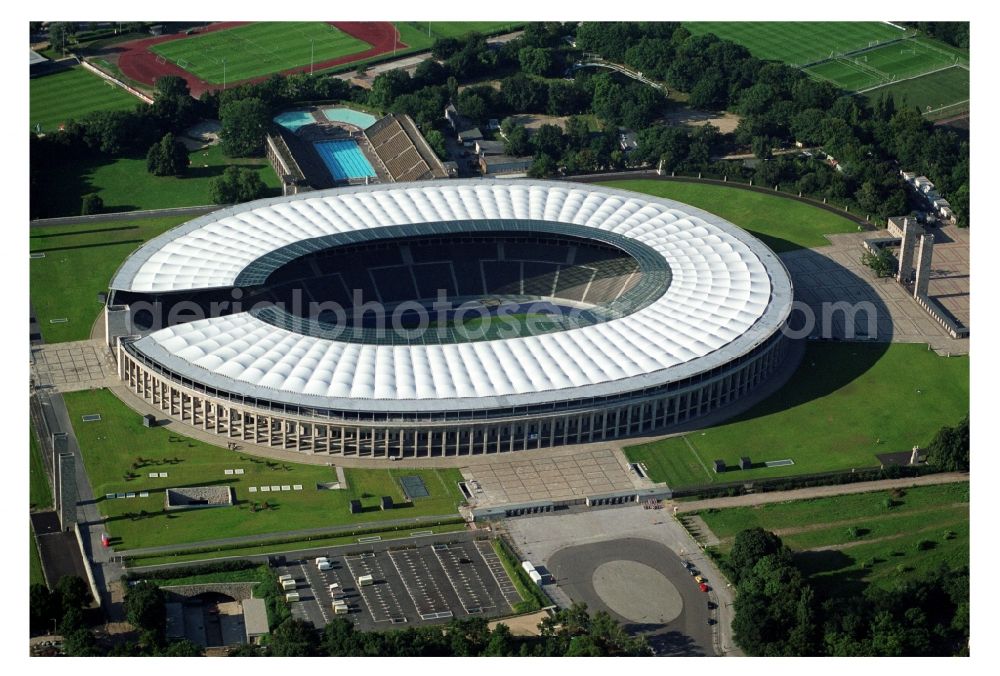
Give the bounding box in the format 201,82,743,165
781,229,968,354
461,448,642,507
30,339,115,392
924,225,970,331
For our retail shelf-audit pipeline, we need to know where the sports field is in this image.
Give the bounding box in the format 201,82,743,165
32,142,280,219
863,66,969,119
30,66,140,133
30,216,190,343
150,22,371,84
395,21,524,50
805,37,966,92
694,482,968,592
599,179,859,252
683,22,904,67
625,342,969,489
65,388,466,550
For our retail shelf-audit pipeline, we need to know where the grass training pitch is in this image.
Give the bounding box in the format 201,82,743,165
694,482,968,592
394,21,524,50
30,66,140,133
806,37,966,92
31,142,281,219
65,389,466,550
625,342,968,489
30,216,191,343
151,22,370,84
600,179,859,252
683,22,904,67
863,66,969,119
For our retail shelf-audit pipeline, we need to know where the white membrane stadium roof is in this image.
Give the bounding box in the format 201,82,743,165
112,180,792,412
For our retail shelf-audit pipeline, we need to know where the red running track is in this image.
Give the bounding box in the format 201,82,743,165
117,22,405,98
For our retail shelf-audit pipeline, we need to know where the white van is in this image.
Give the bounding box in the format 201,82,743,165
357,574,374,586
281,579,297,591
333,602,349,615
315,556,330,567
318,561,333,571
285,592,300,602
328,582,341,593
278,574,293,582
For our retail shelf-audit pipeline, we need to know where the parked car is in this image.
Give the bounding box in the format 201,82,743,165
695,575,706,584
699,583,710,593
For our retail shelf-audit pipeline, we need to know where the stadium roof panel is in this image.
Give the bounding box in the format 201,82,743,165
114,180,793,411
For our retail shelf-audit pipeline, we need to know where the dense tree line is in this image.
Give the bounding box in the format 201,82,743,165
244,603,650,657
573,22,969,226
905,22,970,49
728,528,969,656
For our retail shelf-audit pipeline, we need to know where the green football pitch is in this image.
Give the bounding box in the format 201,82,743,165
30,66,140,133
684,22,904,66
150,22,371,84
806,37,966,92
863,66,969,118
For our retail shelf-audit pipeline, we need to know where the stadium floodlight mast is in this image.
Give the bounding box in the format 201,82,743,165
310,38,314,74
222,57,226,90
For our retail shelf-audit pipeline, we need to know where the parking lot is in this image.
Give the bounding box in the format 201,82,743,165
273,536,522,631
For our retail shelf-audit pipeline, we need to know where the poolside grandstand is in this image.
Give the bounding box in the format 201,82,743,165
364,113,449,182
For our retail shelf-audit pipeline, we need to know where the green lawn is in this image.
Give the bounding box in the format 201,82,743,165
683,22,904,66
32,143,281,219
625,343,968,489
30,66,141,133
64,389,466,550
863,66,969,118
30,429,53,511
30,530,46,587
599,179,859,252
129,523,468,567
695,482,968,593
30,215,190,343
151,22,370,84
395,22,524,50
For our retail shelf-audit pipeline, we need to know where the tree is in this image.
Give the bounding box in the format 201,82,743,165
160,639,204,656
531,124,565,158
925,417,969,471
220,97,269,157
502,124,531,157
518,46,555,77
146,133,189,176
424,129,448,160
80,193,103,215
48,23,75,55
368,70,413,110
484,623,514,656
154,75,190,101
730,527,787,581
861,246,895,278
57,575,90,612
124,581,165,634
211,166,267,204
270,618,319,656
30,583,59,635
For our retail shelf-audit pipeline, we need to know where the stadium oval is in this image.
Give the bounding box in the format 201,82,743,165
106,179,792,458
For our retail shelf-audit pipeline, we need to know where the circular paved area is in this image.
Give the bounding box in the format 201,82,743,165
592,560,683,624
546,536,713,656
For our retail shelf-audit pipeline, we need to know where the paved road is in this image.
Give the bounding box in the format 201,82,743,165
673,472,969,514
30,204,219,227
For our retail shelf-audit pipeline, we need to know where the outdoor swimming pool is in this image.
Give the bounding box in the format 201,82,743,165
273,110,315,132
313,139,377,181
321,107,377,129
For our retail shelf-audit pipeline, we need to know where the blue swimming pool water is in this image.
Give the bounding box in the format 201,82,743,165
321,107,377,130
313,139,377,181
273,110,315,132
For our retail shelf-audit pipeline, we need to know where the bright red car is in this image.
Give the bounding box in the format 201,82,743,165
699,583,710,593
